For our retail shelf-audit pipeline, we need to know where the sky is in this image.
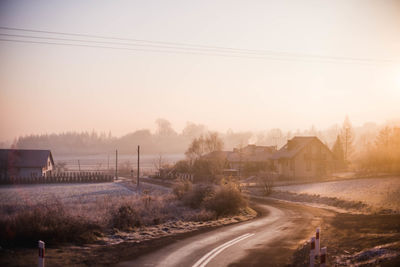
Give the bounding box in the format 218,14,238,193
1,0,400,142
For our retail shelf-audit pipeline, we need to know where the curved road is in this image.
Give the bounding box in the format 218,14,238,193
116,198,333,267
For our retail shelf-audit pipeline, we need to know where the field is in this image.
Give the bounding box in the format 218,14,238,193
0,180,252,248
0,182,134,206
274,177,400,212
55,153,184,172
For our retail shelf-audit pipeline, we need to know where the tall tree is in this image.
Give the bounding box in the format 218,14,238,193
332,135,345,169
185,132,224,161
155,118,176,136
340,116,355,163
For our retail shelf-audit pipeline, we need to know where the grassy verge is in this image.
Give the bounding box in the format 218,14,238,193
0,181,251,248
289,212,400,266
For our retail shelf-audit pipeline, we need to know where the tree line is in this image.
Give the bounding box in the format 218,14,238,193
12,117,398,167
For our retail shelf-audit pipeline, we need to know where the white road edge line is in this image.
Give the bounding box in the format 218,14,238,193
192,233,255,267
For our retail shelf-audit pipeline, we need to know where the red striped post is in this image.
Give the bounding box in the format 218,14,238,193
310,237,315,267
320,247,327,267
38,240,45,267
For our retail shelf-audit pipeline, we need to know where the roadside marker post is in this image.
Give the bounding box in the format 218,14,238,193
38,240,45,267
315,228,320,258
309,237,315,267
320,247,327,267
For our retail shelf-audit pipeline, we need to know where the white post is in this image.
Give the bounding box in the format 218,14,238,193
315,228,320,258
320,247,327,267
38,240,45,267
309,237,315,267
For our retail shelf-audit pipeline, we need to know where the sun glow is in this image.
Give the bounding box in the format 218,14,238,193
396,70,400,88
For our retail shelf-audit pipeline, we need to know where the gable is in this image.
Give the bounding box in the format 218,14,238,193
272,136,334,160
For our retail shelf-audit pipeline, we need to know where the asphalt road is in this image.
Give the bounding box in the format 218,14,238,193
116,198,333,267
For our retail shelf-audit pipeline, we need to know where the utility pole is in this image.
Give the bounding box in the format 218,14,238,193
115,149,118,180
107,154,110,172
137,145,140,190
78,160,81,172
345,127,348,162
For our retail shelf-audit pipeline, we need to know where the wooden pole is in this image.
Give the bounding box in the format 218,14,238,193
137,145,140,189
107,154,110,172
115,149,118,180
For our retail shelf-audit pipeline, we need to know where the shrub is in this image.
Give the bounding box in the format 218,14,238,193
182,184,215,209
110,205,142,230
172,179,193,199
204,183,247,216
257,172,275,196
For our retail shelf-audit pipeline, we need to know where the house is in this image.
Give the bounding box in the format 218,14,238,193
272,136,334,179
0,149,54,179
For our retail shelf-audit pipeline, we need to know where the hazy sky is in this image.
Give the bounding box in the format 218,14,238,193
1,0,400,141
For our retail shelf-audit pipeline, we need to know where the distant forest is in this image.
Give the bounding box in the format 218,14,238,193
11,118,392,156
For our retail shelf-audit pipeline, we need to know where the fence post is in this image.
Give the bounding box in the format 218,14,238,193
38,240,45,267
320,247,327,267
315,228,320,258
310,237,315,267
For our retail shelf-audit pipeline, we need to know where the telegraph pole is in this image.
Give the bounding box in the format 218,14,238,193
115,149,118,180
137,145,140,189
107,154,110,172
345,127,348,162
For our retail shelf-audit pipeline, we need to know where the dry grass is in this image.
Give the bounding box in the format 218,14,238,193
0,201,102,247
274,177,400,212
0,180,249,248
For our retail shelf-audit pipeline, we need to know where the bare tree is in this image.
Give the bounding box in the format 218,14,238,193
257,172,275,196
55,161,68,172
185,132,224,162
156,118,176,136
340,116,355,164
153,154,168,174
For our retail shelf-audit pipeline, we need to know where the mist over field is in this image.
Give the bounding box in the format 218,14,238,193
5,117,399,157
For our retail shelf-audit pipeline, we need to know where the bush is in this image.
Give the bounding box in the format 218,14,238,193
204,183,247,216
172,179,193,199
257,172,275,196
182,184,215,209
110,205,142,230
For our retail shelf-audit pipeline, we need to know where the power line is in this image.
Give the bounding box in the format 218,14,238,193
0,26,398,64
0,32,293,56
0,25,307,55
0,38,290,60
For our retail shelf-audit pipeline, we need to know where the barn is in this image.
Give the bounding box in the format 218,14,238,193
0,149,54,179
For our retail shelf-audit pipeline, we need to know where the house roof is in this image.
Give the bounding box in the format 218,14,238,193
0,149,54,169
271,136,320,160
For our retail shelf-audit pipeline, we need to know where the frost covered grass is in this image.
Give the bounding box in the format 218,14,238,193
274,177,400,212
0,181,252,248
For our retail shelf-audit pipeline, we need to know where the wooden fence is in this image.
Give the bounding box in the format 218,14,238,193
0,172,114,185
